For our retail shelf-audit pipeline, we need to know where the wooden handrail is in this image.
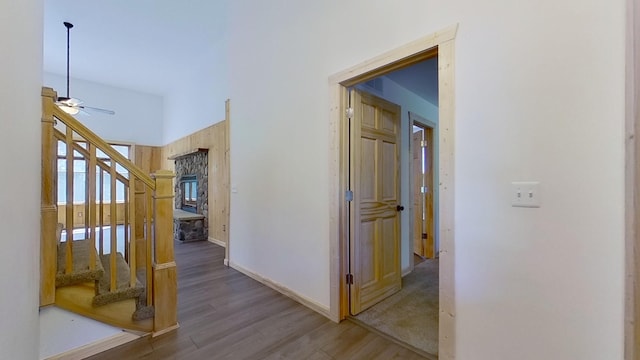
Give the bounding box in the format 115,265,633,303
46,91,155,190
53,128,130,186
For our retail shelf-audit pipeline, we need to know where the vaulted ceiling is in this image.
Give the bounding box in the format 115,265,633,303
43,1,436,105
43,0,228,96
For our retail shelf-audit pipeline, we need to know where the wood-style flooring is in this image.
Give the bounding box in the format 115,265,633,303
87,241,428,360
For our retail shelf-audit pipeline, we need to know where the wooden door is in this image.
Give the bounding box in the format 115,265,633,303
350,89,402,315
423,127,435,259
412,129,425,256
412,125,435,259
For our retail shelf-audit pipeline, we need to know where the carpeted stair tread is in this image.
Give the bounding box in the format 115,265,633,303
56,240,105,287
93,253,145,307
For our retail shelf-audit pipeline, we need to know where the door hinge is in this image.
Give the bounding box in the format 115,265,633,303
346,273,354,285
345,190,353,202
346,107,354,119
421,140,428,148
422,233,428,240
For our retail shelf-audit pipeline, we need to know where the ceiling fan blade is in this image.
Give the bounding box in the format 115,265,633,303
78,105,116,115
57,97,82,107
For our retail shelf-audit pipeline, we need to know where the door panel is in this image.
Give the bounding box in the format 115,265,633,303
382,141,396,200
350,89,401,315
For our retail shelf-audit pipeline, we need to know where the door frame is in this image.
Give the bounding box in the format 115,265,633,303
328,24,458,358
409,113,437,269
626,0,640,357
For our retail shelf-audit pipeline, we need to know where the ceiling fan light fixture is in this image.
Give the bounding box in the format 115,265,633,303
59,104,80,115
56,21,115,116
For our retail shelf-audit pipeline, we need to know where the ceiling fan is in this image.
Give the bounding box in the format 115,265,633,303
55,22,115,116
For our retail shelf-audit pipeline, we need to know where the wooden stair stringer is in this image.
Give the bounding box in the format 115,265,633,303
55,282,153,333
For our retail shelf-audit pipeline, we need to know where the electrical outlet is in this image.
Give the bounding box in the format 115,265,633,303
511,181,540,208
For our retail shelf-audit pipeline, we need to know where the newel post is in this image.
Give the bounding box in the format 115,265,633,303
41,87,58,306
151,170,178,335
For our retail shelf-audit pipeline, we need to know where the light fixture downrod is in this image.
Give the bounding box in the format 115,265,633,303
64,22,73,99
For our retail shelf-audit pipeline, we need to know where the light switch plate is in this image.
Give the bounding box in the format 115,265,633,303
511,181,540,208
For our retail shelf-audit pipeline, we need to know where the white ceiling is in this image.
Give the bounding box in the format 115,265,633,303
385,57,439,105
43,1,437,106
43,0,228,96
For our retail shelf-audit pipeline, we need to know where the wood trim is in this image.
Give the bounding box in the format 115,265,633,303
627,0,640,357
151,170,178,333
328,24,458,358
154,261,177,271
224,99,231,266
166,148,209,160
48,95,156,190
229,260,332,320
152,265,178,332
208,237,226,248
152,324,180,338
328,84,349,322
44,332,141,360
41,88,57,306
329,24,458,86
436,38,456,360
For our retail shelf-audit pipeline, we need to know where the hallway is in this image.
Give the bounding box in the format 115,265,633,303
87,241,429,359
353,258,438,356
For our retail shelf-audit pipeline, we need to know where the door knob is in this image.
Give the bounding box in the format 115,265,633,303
396,205,405,211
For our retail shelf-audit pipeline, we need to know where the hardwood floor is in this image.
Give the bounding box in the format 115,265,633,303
87,241,428,360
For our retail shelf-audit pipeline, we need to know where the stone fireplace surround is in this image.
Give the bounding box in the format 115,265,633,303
172,149,208,242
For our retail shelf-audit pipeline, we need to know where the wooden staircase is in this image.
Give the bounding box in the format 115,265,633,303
40,87,178,335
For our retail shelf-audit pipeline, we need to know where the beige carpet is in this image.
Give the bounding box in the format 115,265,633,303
353,258,439,356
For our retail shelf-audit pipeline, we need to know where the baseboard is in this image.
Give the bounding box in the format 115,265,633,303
152,323,180,338
208,237,226,248
229,261,331,320
45,331,140,360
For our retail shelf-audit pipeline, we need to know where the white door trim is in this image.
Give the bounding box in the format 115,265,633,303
625,0,639,357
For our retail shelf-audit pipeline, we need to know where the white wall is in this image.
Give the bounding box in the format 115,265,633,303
44,73,164,145
227,1,625,359
0,0,43,359
162,38,230,145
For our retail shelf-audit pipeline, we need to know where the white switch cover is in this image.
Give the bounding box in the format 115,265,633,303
511,181,540,208
231,184,238,193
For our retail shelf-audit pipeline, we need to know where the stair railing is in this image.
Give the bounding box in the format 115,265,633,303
40,87,177,334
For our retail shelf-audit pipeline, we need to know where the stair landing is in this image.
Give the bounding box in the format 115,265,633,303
55,282,153,333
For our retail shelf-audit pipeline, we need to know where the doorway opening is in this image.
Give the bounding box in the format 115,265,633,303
328,24,457,359
346,59,440,356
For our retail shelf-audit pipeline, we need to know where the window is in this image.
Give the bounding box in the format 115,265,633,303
57,141,131,204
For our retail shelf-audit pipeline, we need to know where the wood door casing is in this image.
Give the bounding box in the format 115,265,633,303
350,90,402,315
